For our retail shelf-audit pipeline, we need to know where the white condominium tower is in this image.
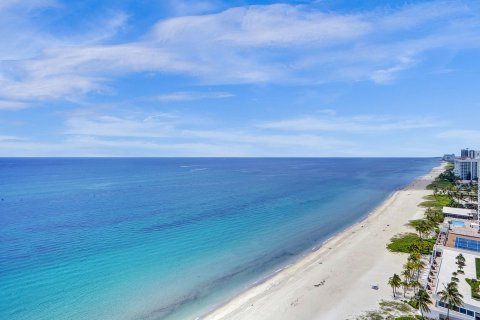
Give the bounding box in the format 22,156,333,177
454,158,479,181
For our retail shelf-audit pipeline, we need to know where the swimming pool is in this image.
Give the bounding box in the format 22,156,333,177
451,220,465,227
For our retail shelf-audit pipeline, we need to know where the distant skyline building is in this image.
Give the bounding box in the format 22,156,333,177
443,154,455,162
469,149,476,159
459,148,478,159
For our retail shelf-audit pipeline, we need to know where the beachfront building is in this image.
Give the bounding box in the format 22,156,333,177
426,219,480,319
444,154,456,162
443,207,476,220
429,247,480,319
454,158,479,181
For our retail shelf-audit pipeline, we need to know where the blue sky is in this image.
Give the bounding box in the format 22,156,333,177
1,0,480,156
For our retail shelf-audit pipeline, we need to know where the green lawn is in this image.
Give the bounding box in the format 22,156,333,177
466,278,480,300
476,258,480,279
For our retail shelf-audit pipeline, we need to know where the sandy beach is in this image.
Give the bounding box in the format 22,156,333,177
203,164,445,320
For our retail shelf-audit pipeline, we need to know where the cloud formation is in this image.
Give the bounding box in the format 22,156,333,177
258,114,444,133
0,100,29,110
1,1,480,104
154,91,234,102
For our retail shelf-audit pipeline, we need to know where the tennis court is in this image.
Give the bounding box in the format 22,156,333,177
455,237,480,252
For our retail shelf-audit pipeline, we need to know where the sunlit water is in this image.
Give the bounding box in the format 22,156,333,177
0,158,439,319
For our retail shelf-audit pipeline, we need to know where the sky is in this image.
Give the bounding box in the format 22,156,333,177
1,0,480,157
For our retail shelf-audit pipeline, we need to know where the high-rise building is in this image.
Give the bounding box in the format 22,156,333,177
461,148,470,158
454,158,479,181
469,150,476,159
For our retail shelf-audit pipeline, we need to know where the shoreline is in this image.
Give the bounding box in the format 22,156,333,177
201,163,445,320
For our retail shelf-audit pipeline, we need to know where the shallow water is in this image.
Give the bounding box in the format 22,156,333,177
0,157,439,319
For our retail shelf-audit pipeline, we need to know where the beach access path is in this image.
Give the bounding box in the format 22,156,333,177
203,164,445,320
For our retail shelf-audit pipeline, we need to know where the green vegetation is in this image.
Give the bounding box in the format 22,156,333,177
379,300,413,313
465,278,480,300
427,166,456,190
427,179,454,190
414,289,432,319
388,274,402,297
424,164,478,210
424,207,444,224
355,300,419,320
439,281,464,319
476,258,480,279
407,219,436,238
420,194,453,208
387,233,435,255
456,254,466,275
369,165,471,320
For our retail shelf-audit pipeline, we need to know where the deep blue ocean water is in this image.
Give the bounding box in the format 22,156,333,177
0,158,439,320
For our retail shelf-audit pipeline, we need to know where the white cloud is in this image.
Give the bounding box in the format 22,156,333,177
370,56,417,84
0,100,29,110
154,91,234,102
0,136,255,157
1,1,480,102
61,112,351,155
2,107,449,157
64,115,176,138
258,113,444,133
437,130,480,146
148,4,371,47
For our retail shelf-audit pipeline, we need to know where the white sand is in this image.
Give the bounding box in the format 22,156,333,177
203,164,444,320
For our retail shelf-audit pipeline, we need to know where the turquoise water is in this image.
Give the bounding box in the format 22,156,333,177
451,220,466,227
0,158,439,320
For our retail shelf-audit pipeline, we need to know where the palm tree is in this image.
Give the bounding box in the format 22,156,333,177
388,273,402,297
410,280,421,294
413,259,426,280
402,269,411,283
439,282,464,319
404,260,416,280
409,251,421,262
413,220,431,239
415,289,432,319
401,280,410,297
456,254,466,274
425,207,444,224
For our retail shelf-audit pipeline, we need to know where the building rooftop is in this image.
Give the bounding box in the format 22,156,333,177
443,207,476,218
435,248,480,308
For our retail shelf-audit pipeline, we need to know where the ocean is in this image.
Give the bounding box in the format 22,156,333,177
0,157,439,320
